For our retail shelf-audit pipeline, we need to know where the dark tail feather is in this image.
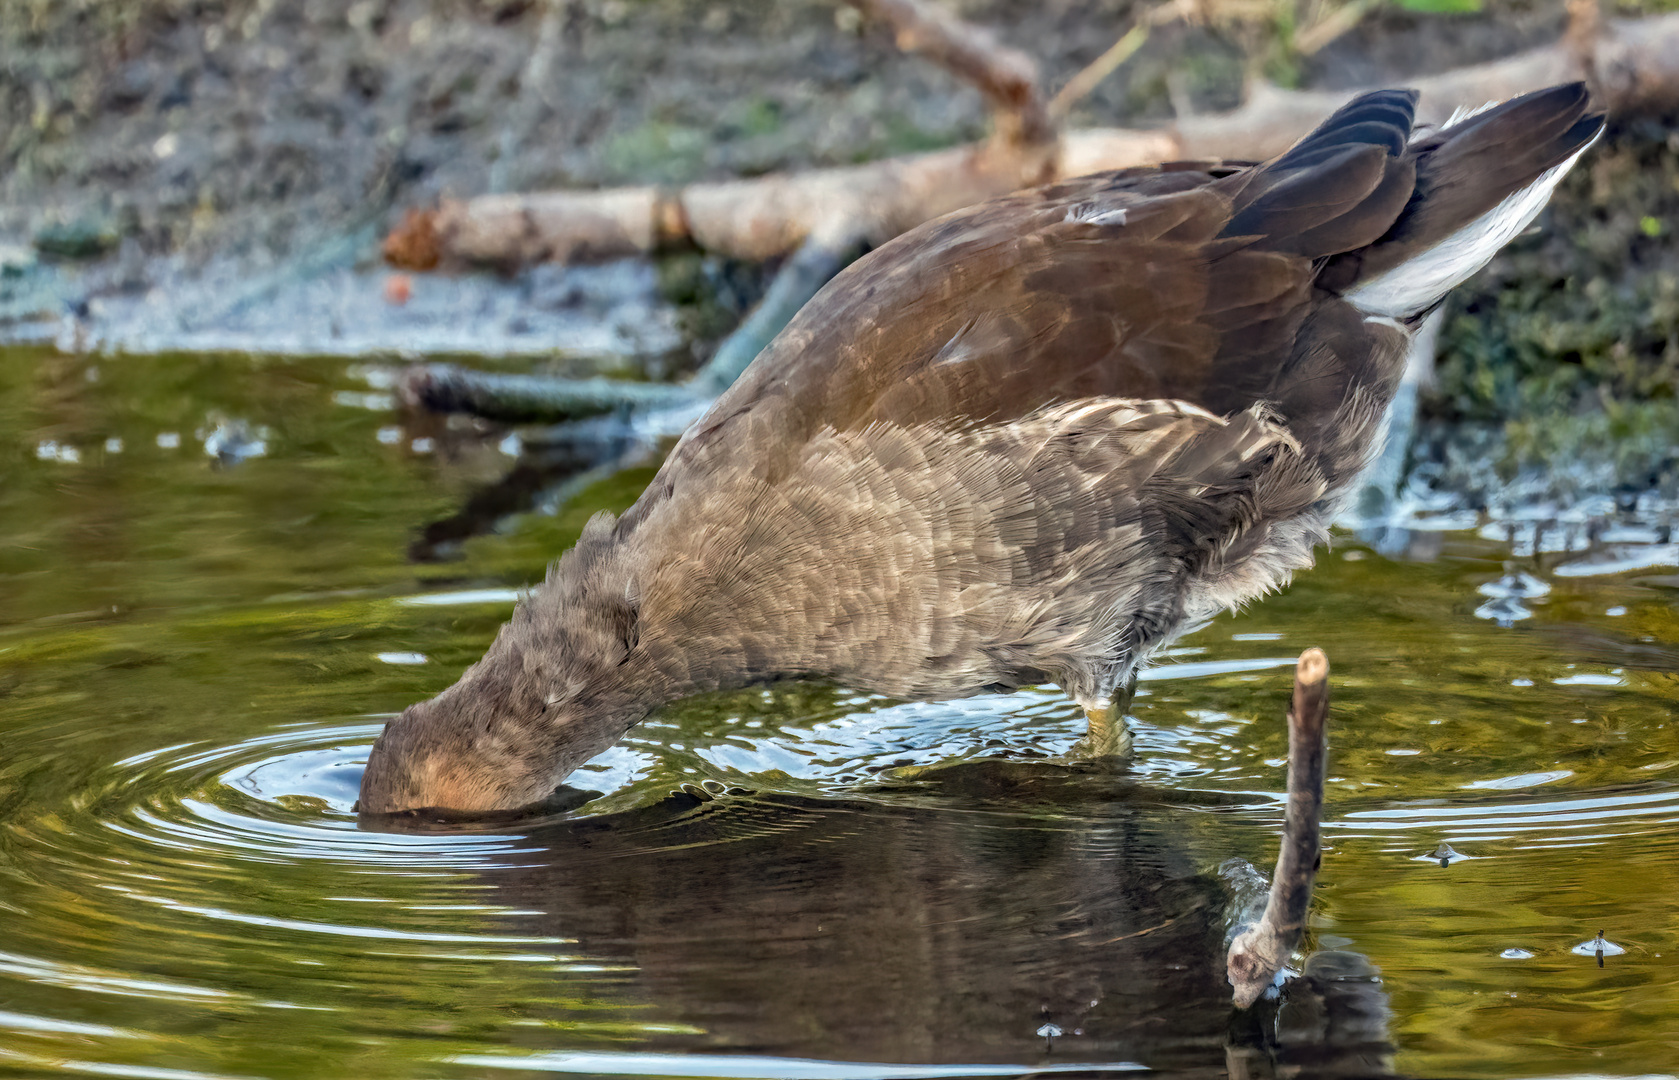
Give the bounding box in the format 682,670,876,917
1329,83,1605,319
1220,89,1420,260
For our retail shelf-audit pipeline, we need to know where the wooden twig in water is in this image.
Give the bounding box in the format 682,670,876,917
1227,648,1330,1009
397,366,698,424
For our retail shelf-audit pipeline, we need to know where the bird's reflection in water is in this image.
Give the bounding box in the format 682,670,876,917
458,761,1395,1079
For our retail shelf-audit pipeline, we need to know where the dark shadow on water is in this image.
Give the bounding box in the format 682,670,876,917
410,760,1397,1078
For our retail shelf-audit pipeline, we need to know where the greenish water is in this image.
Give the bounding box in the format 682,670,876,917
1,344,1676,1079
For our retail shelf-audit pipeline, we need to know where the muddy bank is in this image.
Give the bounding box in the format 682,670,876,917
1,0,1572,261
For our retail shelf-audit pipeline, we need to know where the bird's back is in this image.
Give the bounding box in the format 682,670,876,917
629,85,1602,521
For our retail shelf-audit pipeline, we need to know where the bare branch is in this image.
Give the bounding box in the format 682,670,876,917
1049,0,1200,120
845,0,1053,147
399,225,869,422
1227,648,1330,1008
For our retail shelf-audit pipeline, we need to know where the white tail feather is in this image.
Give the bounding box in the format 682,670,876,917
1346,130,1600,319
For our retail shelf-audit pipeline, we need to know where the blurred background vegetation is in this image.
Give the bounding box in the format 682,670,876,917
2,0,1676,496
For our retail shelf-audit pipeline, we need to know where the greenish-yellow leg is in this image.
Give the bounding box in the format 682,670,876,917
1072,679,1136,760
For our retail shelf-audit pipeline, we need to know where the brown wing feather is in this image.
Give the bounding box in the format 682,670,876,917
625,173,1396,538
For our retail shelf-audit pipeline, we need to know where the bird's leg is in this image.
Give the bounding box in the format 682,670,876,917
1072,676,1136,760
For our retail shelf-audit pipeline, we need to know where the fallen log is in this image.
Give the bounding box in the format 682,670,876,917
385,11,1679,272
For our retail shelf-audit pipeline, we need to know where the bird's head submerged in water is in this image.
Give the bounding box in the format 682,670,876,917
359,515,651,816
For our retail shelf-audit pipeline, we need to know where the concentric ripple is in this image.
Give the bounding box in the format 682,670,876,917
2,587,1678,1080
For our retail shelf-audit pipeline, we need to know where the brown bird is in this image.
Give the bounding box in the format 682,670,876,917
360,84,1602,815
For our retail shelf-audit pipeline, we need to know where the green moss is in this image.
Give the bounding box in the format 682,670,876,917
1426,122,1679,490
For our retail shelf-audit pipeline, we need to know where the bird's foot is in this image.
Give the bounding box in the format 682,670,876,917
1068,702,1133,762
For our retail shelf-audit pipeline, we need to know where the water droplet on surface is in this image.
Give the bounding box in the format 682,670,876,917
1475,597,1532,625
1463,770,1572,791
1478,570,1551,600
1417,843,1468,867
1571,932,1626,962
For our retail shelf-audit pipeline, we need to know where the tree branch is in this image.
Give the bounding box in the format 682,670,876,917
398,225,868,422
848,0,1053,148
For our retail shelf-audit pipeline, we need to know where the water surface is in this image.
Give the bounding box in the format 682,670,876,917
2,345,1676,1078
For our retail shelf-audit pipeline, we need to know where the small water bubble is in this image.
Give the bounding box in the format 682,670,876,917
157,432,181,449
1478,569,1551,601
203,421,267,466
1606,606,1628,617
410,437,435,454
1554,672,1622,687
35,440,82,463
1500,948,1535,959
1475,597,1532,626
1512,678,1533,687
376,426,403,445
1571,931,1626,966
332,390,395,411
104,437,123,453
375,652,428,666
1385,748,1421,756
1416,842,1469,867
